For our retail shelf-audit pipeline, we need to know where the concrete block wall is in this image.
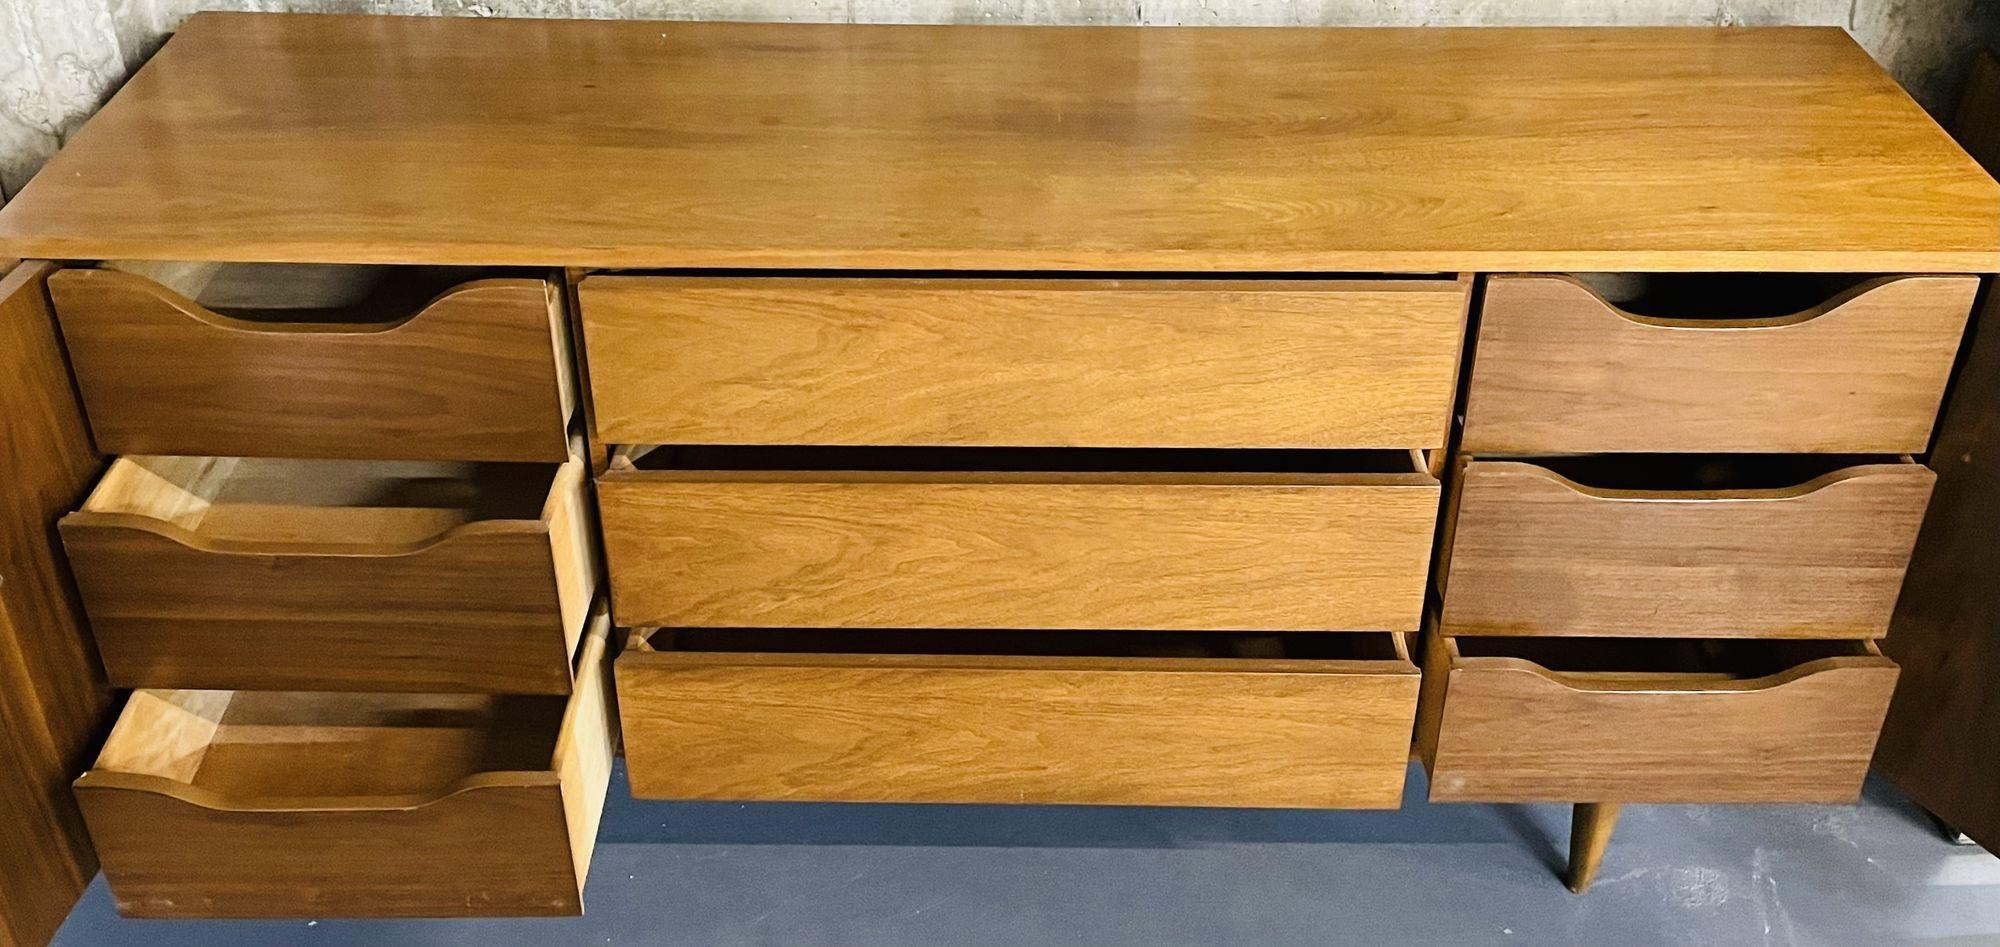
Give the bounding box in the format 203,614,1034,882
1,0,1994,198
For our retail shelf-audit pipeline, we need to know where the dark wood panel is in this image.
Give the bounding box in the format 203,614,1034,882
1878,52,2000,850
1953,51,2000,171
1880,286,2000,844
0,261,110,946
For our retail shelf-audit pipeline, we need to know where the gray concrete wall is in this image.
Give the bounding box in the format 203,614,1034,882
2,0,1995,198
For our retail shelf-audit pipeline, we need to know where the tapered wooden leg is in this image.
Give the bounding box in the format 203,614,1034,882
1566,803,1621,893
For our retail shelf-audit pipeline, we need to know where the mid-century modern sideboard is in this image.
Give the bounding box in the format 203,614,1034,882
0,12,1994,927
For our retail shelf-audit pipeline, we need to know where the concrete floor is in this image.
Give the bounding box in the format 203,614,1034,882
51,761,2000,946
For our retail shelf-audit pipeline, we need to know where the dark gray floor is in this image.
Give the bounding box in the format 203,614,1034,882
51,761,2000,946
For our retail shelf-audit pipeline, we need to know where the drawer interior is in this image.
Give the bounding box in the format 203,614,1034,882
94,689,566,802
1506,452,1910,491
80,455,560,546
100,260,524,324
1450,636,1880,682
641,627,1408,663
616,444,1427,478
1568,272,1880,320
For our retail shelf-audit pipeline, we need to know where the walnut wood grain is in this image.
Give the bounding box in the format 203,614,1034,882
1880,284,2000,848
1876,62,2000,854
598,467,1439,631
1954,52,2000,172
0,262,109,946
60,454,595,693
1420,634,1900,803
618,632,1418,807
1438,460,1935,639
1,15,1993,272
74,611,616,919
1461,275,1978,455
582,277,1468,450
49,266,572,462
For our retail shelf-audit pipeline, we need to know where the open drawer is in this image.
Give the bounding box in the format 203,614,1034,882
598,447,1441,632
75,608,616,919
60,450,597,693
580,275,1468,450
48,262,575,461
1437,455,1935,638
1461,273,1974,454
1417,633,1899,803
619,627,1419,808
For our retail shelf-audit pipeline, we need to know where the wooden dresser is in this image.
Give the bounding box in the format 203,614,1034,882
0,12,1992,920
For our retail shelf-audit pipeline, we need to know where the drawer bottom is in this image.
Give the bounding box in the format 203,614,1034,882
1418,633,1898,803
619,628,1420,808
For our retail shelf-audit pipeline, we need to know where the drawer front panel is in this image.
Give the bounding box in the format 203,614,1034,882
599,472,1440,631
1420,636,1899,803
59,456,597,693
64,528,577,693
49,268,572,461
582,277,1469,450
79,782,582,918
1462,275,1975,454
1439,460,1934,638
75,615,617,918
619,640,1419,808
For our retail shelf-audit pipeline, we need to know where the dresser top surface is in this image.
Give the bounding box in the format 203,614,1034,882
0,13,1993,272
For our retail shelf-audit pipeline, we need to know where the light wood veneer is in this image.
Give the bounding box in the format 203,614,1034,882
582,276,1469,450
619,628,1419,807
0,16,1993,272
598,458,1439,632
